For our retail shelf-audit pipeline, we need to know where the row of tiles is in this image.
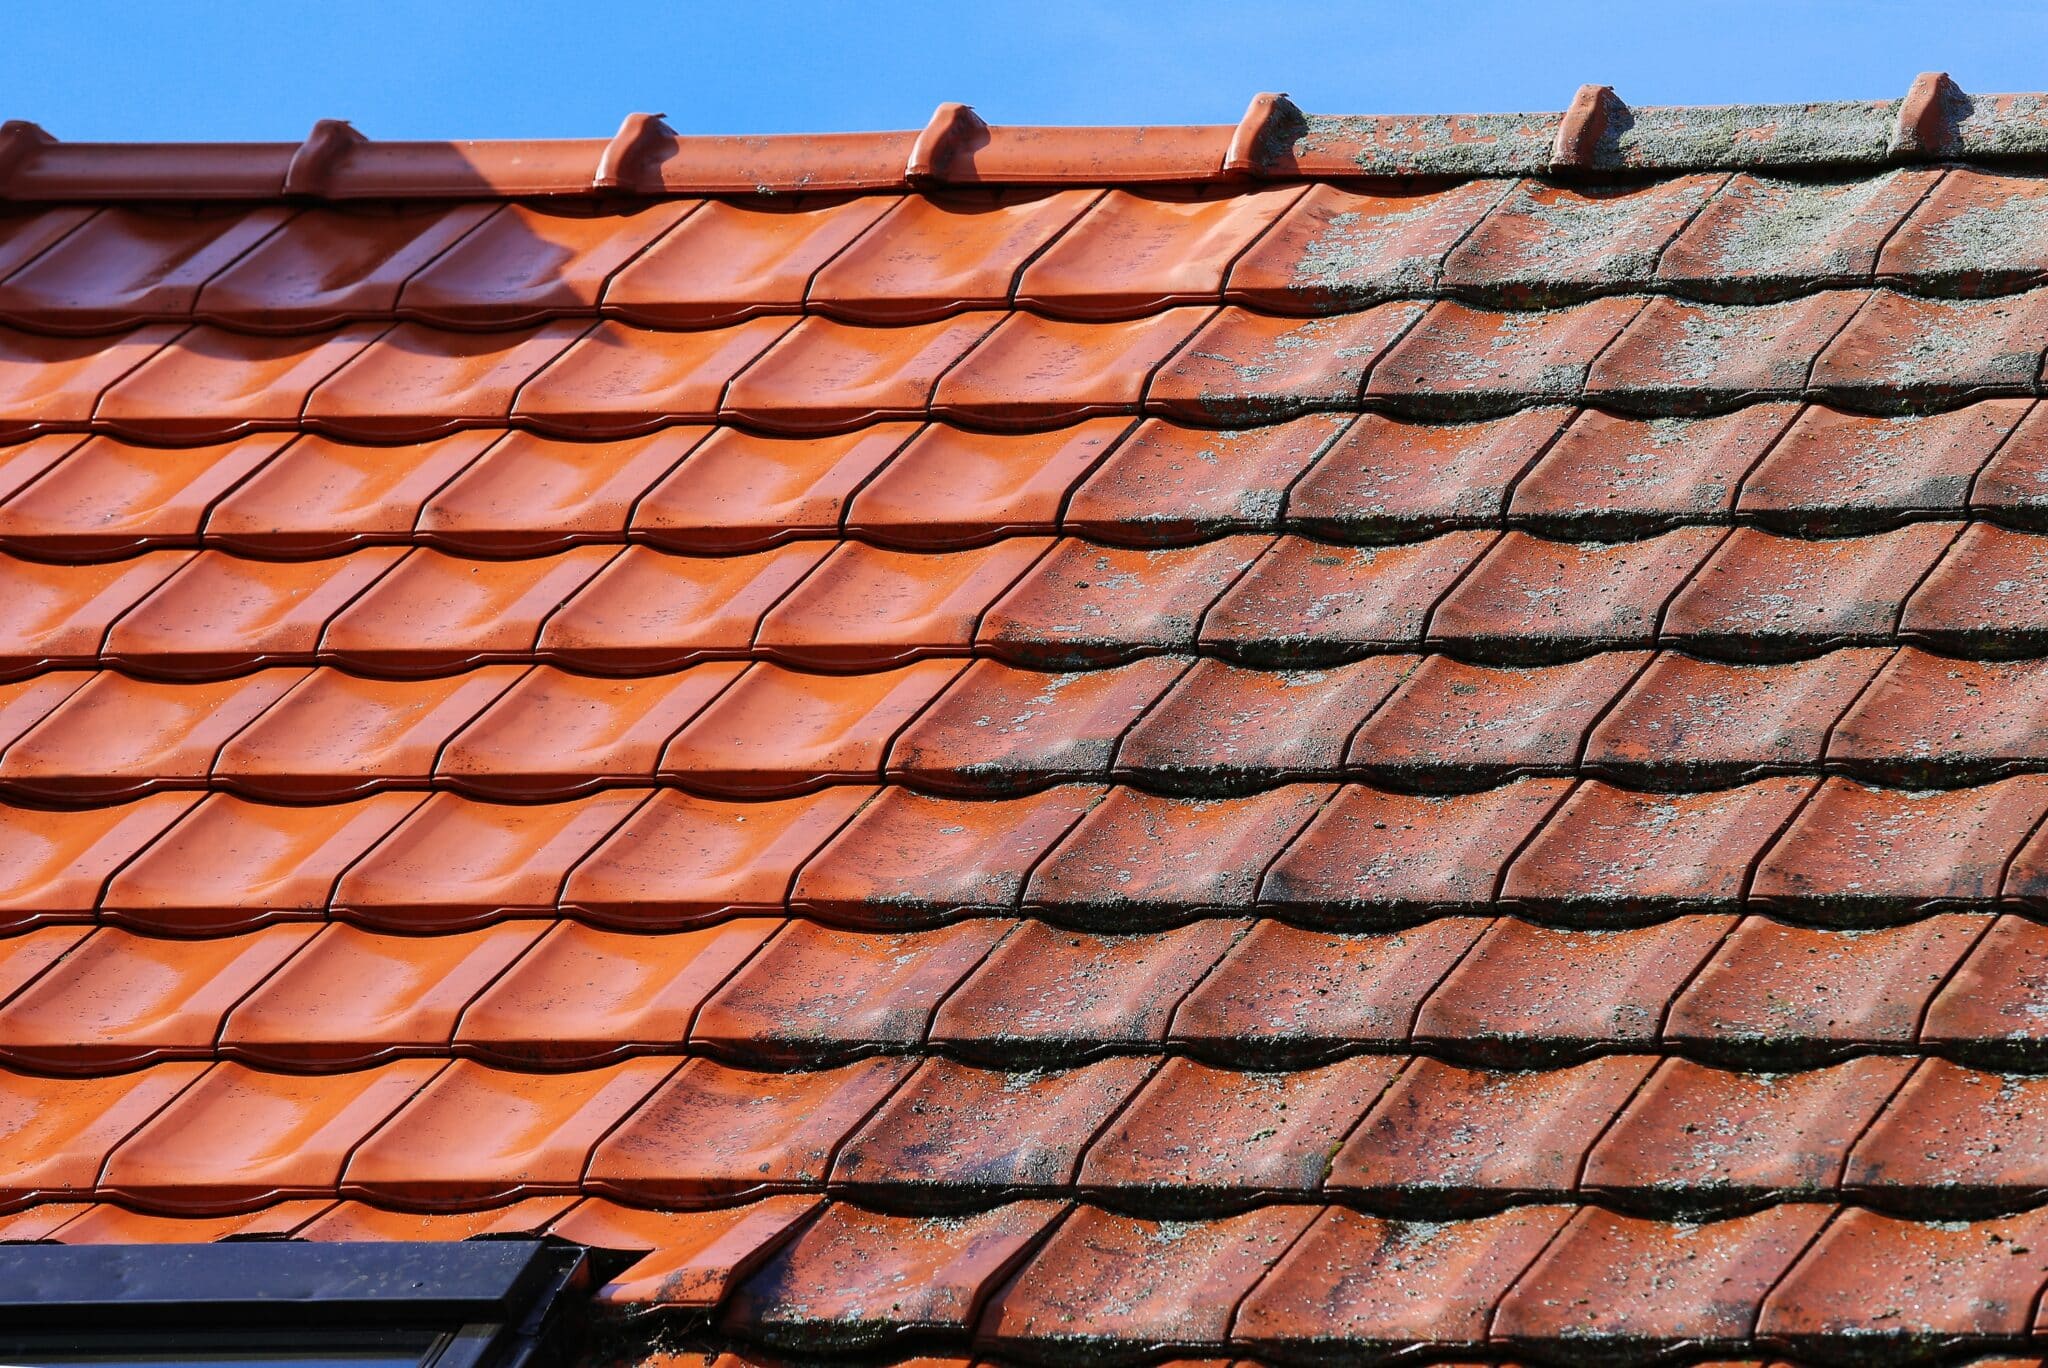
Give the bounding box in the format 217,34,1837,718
8,772,2048,934
16,284,2048,445
0,646,2038,803
0,908,2036,1071
2,1193,2043,1359
3,1050,2045,1218
15,400,2048,563
8,168,2048,336
8,520,2047,681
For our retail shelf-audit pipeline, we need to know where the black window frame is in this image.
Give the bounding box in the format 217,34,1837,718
0,1240,599,1368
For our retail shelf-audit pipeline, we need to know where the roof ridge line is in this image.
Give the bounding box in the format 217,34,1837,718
8,73,2048,202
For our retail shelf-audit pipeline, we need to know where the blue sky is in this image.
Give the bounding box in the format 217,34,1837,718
16,0,2048,140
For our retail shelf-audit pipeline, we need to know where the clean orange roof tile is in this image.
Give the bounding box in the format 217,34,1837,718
440,662,745,799
99,791,423,933
809,189,1099,322
103,547,405,677
0,206,291,330
0,325,179,439
303,319,589,439
319,545,617,674
0,552,189,674
0,924,311,1073
660,660,961,797
0,668,304,801
722,313,1002,433
514,317,794,437
201,430,498,557
792,784,1099,919
0,433,290,559
220,920,544,1068
342,1057,673,1209
213,665,524,800
395,201,693,327
561,787,870,926
94,325,386,441
630,424,916,552
1013,185,1305,318
194,203,496,330
330,788,646,930
453,918,776,1066
0,1064,205,1205
538,543,829,673
0,794,197,929
845,419,1128,548
603,196,894,327
755,537,1051,668
102,1059,444,1213
930,308,1207,428
416,427,707,552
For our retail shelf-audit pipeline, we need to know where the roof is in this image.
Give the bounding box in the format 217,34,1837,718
0,70,2047,1363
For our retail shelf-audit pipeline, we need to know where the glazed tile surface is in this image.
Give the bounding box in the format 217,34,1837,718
5,87,2048,1366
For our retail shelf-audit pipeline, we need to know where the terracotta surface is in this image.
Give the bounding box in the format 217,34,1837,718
833,1055,1154,1205
0,433,290,558
1329,1055,1656,1205
340,1057,673,1208
417,427,707,552
4,105,2048,1362
1064,414,1349,545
